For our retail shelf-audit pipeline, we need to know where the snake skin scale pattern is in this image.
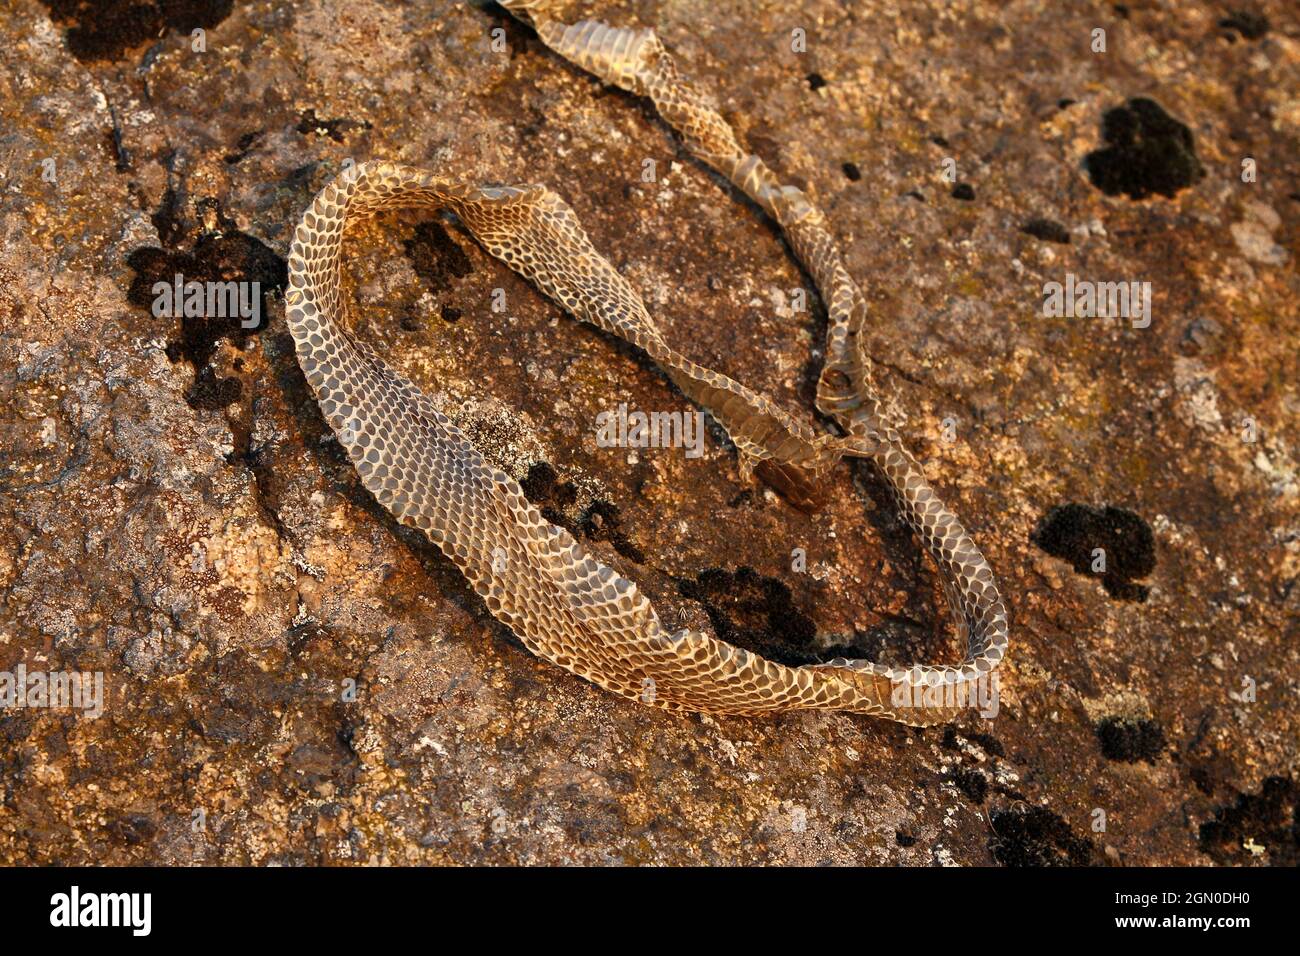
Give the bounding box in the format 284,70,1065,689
284,0,1009,724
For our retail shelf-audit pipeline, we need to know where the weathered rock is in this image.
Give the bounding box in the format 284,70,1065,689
0,0,1296,865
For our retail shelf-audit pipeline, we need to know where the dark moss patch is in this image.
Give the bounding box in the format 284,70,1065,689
1096,715,1166,763
38,0,235,62
678,567,826,666
520,461,560,502
1084,98,1205,200
519,461,576,508
1021,218,1071,244
296,108,370,143
990,805,1095,866
126,198,286,410
841,162,861,182
1199,776,1298,866
517,463,639,562
404,220,474,295
952,768,989,803
951,182,976,201
1032,503,1156,601
1219,10,1269,41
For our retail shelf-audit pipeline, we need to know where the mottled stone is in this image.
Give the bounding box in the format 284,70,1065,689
0,0,1296,866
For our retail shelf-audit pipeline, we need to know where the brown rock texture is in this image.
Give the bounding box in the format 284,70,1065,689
0,0,1296,865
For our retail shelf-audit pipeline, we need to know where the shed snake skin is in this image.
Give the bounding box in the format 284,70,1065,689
285,0,1008,724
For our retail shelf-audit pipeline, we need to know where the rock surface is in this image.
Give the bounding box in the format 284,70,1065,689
0,0,1296,865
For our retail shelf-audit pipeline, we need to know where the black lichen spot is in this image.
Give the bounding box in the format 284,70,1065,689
1084,98,1205,200
1096,715,1166,763
968,731,1006,758
841,162,861,182
126,205,286,410
1199,776,1299,866
520,461,558,501
1032,503,1156,601
518,464,638,561
806,72,827,91
990,805,1095,866
678,567,820,666
951,182,976,201
519,461,575,508
296,108,370,143
1219,10,1269,41
952,768,989,803
1021,218,1071,244
38,0,235,62
404,220,474,295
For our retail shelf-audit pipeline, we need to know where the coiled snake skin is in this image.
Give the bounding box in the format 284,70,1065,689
285,0,1008,724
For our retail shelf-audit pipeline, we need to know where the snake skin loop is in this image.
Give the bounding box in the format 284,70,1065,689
284,3,1009,724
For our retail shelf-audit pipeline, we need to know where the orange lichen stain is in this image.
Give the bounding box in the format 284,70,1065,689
955,273,984,298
